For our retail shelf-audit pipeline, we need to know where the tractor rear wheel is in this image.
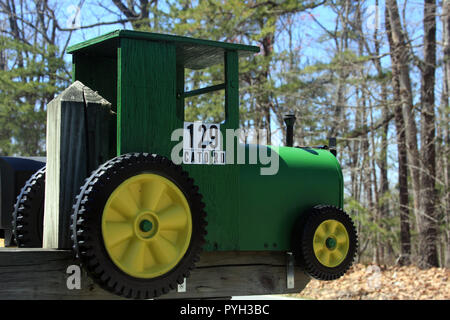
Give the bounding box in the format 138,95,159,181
71,153,207,299
294,205,357,280
12,166,46,247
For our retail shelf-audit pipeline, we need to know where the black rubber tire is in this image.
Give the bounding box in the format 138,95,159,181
294,205,357,281
71,153,207,299
12,166,45,248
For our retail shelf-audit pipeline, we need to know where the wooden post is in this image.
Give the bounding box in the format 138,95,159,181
43,81,115,249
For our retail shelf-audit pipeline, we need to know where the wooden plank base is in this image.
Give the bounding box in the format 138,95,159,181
0,249,310,300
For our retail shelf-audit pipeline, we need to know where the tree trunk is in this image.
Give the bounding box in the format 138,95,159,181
386,0,422,263
372,0,390,264
418,0,439,268
261,33,274,145
442,0,450,268
385,5,411,265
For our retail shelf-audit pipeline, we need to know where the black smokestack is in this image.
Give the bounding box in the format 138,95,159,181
283,114,296,147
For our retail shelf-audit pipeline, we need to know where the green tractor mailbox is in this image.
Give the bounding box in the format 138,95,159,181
11,30,357,299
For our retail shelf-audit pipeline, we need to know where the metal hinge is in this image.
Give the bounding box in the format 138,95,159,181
286,252,295,289
177,278,186,293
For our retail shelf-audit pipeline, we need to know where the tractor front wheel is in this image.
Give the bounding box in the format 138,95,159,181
294,205,357,280
71,153,207,299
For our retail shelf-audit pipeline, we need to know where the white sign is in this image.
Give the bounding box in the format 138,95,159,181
183,122,225,165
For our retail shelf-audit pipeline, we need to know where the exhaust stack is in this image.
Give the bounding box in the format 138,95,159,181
328,137,337,156
283,114,296,147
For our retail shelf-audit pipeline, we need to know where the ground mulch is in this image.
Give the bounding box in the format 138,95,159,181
291,263,450,300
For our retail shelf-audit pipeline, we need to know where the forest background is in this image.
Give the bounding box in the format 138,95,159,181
0,0,449,269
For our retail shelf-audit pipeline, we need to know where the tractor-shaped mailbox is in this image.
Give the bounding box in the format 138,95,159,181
10,30,357,299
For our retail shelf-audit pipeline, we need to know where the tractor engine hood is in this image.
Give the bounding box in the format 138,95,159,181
237,145,344,251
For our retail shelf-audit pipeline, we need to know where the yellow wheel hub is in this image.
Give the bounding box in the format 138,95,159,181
313,219,349,268
101,173,192,278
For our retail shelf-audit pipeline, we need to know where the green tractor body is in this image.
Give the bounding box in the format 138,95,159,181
68,30,344,252
238,146,343,251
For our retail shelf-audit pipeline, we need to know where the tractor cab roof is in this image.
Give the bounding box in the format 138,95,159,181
67,29,260,70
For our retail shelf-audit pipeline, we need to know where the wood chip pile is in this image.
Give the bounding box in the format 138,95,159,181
293,263,450,300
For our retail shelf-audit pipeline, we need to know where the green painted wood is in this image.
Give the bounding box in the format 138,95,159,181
176,64,184,120
182,83,225,98
115,37,241,250
179,51,241,251
182,164,240,251
84,90,117,173
117,38,178,157
224,51,239,129
72,54,118,111
67,30,259,70
68,33,119,56
238,146,343,250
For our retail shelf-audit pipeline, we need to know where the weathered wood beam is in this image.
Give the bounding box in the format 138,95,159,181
0,249,310,300
181,83,225,99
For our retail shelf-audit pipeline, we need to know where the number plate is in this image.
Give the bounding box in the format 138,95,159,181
183,122,225,165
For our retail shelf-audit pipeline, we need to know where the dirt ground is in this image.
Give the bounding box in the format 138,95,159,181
292,263,450,300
